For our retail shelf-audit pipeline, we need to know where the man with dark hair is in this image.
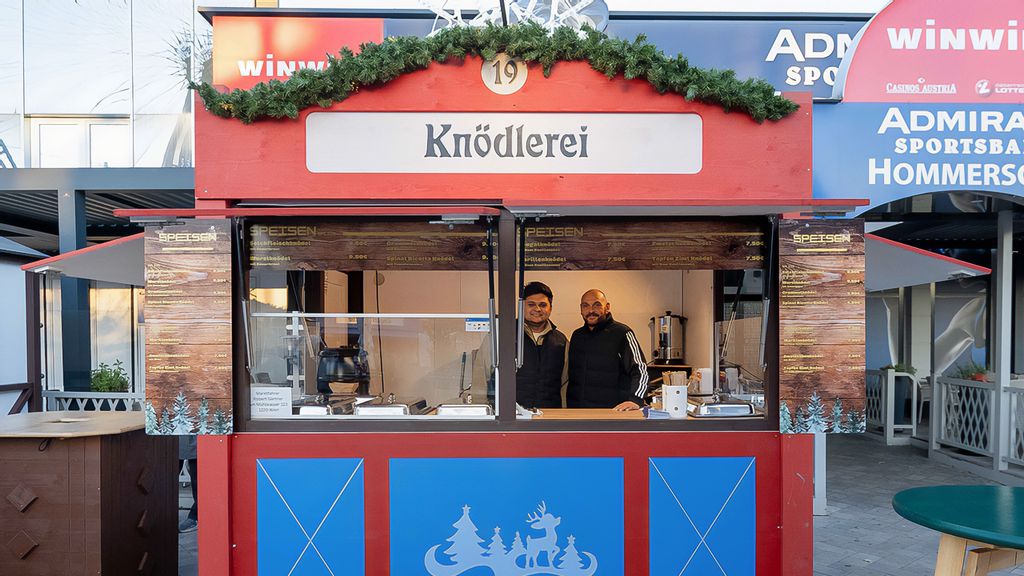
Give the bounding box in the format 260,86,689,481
567,289,648,411
517,281,568,409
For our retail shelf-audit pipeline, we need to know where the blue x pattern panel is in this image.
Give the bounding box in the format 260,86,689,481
649,457,756,576
256,458,365,576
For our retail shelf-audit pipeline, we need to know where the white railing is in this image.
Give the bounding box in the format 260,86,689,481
865,369,917,445
1009,380,1024,468
935,377,995,457
42,390,145,412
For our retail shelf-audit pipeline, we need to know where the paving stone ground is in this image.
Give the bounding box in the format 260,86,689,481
815,434,1024,576
176,434,1024,575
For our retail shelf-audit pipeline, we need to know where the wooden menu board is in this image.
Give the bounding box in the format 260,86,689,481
248,221,491,271
248,219,766,272
778,219,865,434
522,219,764,270
144,220,233,435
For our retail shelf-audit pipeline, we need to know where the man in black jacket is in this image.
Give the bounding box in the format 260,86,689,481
517,281,568,409
567,289,649,411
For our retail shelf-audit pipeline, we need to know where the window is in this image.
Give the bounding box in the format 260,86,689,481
245,218,499,420
29,117,131,168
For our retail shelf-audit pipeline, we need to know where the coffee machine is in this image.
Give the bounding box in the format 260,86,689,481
649,311,686,365
315,345,371,395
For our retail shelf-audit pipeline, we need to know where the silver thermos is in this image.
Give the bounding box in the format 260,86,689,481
650,311,686,365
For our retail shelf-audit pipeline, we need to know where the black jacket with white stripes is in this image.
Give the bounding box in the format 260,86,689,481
566,313,649,408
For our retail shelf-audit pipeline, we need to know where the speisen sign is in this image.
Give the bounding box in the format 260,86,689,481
306,113,702,174
814,102,1024,210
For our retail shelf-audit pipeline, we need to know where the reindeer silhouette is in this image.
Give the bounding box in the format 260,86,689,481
524,501,561,568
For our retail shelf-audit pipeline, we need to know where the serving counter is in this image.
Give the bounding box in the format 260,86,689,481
0,411,177,576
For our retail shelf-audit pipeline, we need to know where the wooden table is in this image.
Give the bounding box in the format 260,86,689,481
532,408,645,420
893,486,1024,576
0,411,177,576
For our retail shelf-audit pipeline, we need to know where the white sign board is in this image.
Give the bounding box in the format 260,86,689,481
306,112,702,174
250,386,292,419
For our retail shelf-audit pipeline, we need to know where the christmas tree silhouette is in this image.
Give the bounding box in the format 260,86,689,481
197,398,210,435
211,409,231,434
557,535,584,574
847,408,866,433
160,407,174,434
805,392,827,433
423,504,599,576
171,392,194,434
792,407,808,433
830,397,845,433
779,401,793,434
145,402,158,434
443,505,485,563
485,526,507,557
507,531,527,568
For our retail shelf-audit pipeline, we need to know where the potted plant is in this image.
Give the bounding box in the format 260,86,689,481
951,361,988,383
90,360,130,393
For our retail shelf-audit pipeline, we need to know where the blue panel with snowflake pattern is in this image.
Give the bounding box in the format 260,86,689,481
390,458,623,576
649,457,756,576
256,458,365,576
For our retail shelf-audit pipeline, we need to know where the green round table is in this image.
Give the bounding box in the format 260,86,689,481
892,486,1024,576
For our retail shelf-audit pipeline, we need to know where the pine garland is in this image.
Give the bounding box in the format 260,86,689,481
191,22,798,124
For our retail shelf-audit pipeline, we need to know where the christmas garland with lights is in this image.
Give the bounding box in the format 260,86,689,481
191,22,798,124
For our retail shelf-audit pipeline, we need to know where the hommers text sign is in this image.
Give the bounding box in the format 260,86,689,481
306,112,702,174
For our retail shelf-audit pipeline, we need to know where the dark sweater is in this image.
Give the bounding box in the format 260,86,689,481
567,314,649,408
517,323,567,409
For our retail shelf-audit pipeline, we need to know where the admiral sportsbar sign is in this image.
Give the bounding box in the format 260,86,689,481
306,112,702,174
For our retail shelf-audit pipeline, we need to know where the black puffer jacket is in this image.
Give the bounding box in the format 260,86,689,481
567,314,649,408
516,324,567,409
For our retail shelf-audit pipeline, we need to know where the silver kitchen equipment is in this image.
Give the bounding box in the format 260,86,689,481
435,404,494,417
353,396,428,416
687,399,756,418
649,311,687,364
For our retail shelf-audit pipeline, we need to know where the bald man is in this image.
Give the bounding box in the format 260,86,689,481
566,289,649,411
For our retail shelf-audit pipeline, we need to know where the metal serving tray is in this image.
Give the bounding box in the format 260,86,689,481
435,404,494,417
353,396,429,416
687,401,755,418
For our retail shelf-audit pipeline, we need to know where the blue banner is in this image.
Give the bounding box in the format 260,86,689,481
385,18,866,98
390,457,624,576
814,102,1024,211
608,20,865,99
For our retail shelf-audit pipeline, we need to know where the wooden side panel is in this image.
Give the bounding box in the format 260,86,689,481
0,438,73,576
144,220,234,435
778,219,866,433
100,431,178,576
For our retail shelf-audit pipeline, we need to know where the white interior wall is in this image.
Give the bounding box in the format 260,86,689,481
522,270,683,356
682,270,715,371
363,269,713,404
364,271,491,405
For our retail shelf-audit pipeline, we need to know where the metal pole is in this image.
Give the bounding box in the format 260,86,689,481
498,0,509,26
497,210,517,421
992,210,1013,471
929,283,939,455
